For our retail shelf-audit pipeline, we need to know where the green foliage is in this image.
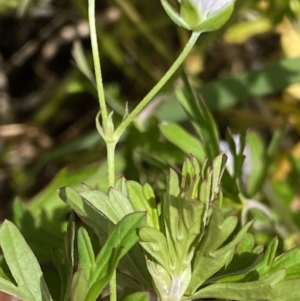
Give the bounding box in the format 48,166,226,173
0,212,145,301
2,0,300,301
0,220,52,301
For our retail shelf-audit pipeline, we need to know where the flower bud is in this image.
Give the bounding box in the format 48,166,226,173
161,0,235,32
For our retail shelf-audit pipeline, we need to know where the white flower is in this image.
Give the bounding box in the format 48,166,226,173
184,0,234,20
219,135,252,179
161,0,235,32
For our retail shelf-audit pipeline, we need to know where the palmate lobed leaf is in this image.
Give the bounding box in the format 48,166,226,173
79,189,134,225
187,269,286,301
70,230,95,300
208,233,263,284
202,233,300,301
58,186,108,242
59,185,152,290
211,238,280,286
270,246,300,279
187,208,250,293
195,208,238,257
161,194,203,272
0,220,52,301
269,278,300,300
118,243,152,289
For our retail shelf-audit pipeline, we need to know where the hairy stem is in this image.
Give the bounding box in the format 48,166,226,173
89,0,108,127
114,30,201,139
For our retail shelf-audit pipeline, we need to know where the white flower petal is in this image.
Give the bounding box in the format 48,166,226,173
175,0,235,31
184,0,233,19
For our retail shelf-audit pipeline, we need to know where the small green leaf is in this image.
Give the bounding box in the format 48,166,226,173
86,212,146,301
160,122,206,162
54,213,75,301
0,220,52,301
245,131,266,196
70,270,89,301
187,250,233,293
139,227,172,272
80,189,134,224
162,194,202,269
58,187,108,242
242,237,278,281
119,243,152,289
212,221,253,258
77,227,95,279
72,41,95,84
181,155,201,191
127,181,159,229
211,154,227,198
67,215,75,277
188,209,238,292
177,72,220,159
189,269,285,300
115,177,128,196
168,168,181,197
0,277,28,301
270,278,300,300
122,291,152,301
270,247,300,279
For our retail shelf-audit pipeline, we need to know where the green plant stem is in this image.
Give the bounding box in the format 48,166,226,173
114,30,201,139
89,1,116,300
107,142,117,187
89,0,108,128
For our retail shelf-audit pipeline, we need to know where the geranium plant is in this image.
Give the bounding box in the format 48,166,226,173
0,0,300,301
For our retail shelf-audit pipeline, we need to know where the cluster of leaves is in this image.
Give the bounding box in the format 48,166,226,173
0,73,300,301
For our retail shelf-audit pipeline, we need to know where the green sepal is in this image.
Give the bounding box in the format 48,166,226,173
195,2,235,32
160,0,189,29
180,0,201,30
